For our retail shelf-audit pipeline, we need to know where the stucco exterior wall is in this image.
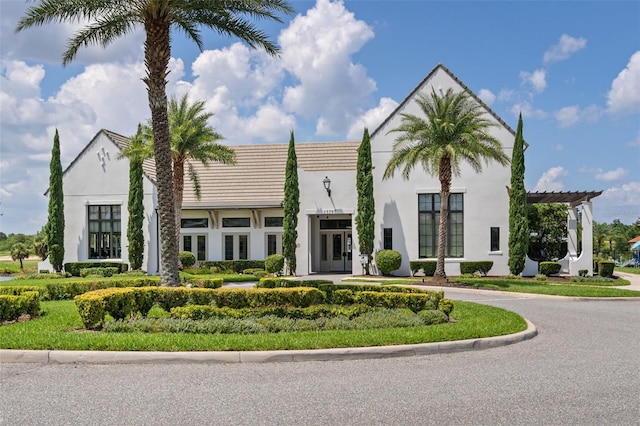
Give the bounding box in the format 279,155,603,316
60,132,158,274
298,168,357,275
370,67,514,276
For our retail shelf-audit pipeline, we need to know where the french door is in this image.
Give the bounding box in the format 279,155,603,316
320,231,352,272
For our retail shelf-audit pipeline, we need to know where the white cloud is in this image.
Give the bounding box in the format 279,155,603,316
478,89,496,106
581,167,628,182
510,101,547,119
279,0,376,136
346,97,399,140
498,89,515,102
554,104,601,128
595,167,628,182
519,69,547,93
543,34,587,64
555,106,580,128
607,51,640,115
603,182,640,205
629,131,640,147
533,166,568,192
2,2,144,66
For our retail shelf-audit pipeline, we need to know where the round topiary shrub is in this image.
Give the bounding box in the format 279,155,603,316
539,261,561,276
179,251,196,268
376,250,402,275
265,254,285,275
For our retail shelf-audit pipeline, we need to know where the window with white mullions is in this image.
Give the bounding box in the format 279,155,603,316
418,193,464,258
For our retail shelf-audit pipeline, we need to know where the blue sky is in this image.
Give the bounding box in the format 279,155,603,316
1,0,639,235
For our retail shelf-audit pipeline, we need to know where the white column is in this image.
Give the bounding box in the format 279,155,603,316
567,206,578,257
581,201,594,275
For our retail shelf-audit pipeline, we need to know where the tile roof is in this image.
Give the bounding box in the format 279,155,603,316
181,141,360,209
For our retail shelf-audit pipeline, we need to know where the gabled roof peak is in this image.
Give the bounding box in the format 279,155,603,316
370,63,521,144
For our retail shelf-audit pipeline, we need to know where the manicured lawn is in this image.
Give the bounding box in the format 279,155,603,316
454,278,639,297
0,300,526,351
616,267,640,275
344,276,638,297
0,259,39,275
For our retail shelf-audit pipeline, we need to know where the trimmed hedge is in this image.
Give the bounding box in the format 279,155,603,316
64,262,128,276
264,254,284,275
0,291,40,321
179,251,196,268
79,267,119,278
376,250,402,275
171,303,372,321
539,261,562,276
184,277,224,289
0,286,47,299
200,260,265,273
74,286,326,328
459,261,494,276
46,277,161,300
597,260,615,278
409,261,437,277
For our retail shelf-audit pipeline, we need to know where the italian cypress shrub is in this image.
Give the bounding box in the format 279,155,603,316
508,114,528,275
282,130,299,275
356,128,375,274
47,129,65,272
127,125,146,270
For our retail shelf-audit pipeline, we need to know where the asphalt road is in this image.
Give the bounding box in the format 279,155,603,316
1,290,639,425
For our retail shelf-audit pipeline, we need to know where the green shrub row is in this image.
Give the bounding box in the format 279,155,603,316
0,285,47,298
255,278,335,289
171,303,372,321
46,277,161,300
539,261,562,276
79,267,120,277
255,278,446,313
409,261,436,277
459,261,494,276
74,287,326,328
184,277,223,289
64,262,129,276
0,291,40,322
200,260,265,273
597,260,615,278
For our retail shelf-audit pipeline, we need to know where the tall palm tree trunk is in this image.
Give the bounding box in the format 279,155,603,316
435,157,452,281
173,158,185,249
143,18,180,286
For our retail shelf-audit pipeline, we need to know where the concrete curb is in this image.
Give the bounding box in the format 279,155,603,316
0,319,537,364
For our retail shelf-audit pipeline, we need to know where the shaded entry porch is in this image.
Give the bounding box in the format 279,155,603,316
309,214,353,273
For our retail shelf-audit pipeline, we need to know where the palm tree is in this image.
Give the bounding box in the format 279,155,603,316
383,88,510,280
16,0,294,286
146,94,237,245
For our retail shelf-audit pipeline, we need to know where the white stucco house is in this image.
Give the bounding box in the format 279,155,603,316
45,64,600,276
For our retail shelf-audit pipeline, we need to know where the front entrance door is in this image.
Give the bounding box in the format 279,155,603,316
320,231,352,272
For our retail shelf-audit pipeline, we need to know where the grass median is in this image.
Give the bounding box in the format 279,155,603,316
0,300,527,351
344,276,639,297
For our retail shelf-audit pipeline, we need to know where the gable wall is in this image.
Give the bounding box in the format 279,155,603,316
62,132,158,273
371,67,514,276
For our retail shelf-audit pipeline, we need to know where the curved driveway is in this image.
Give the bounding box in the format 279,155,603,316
1,280,639,425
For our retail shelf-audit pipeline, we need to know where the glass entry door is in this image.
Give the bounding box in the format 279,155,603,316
320,231,352,272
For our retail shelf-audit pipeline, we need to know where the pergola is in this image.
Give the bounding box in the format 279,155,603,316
525,190,602,276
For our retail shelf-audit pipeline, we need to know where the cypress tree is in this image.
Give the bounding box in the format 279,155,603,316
47,129,65,272
508,114,528,275
356,128,375,274
127,125,146,270
282,130,299,275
